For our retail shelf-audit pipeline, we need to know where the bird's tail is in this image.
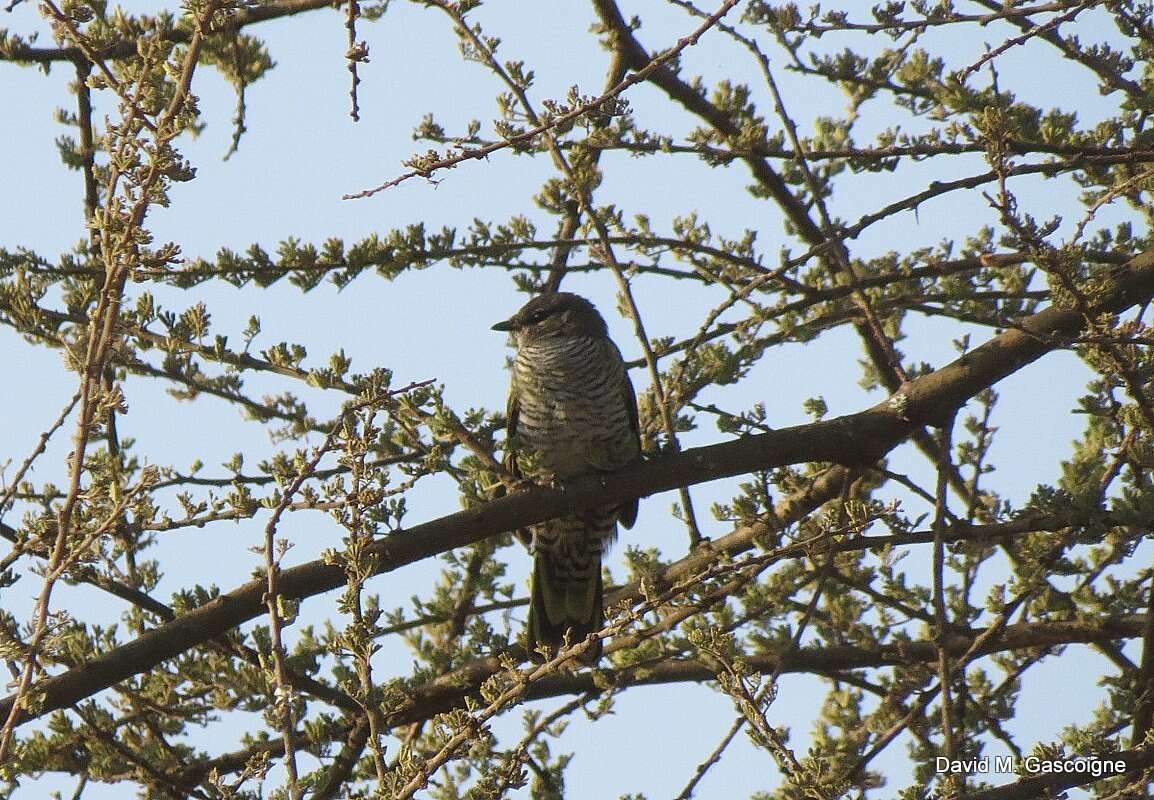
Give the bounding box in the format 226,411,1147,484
526,515,610,663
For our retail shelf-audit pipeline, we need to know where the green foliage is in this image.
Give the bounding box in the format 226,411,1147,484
4,1,1154,799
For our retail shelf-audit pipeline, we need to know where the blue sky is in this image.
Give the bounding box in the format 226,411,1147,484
0,1,1141,797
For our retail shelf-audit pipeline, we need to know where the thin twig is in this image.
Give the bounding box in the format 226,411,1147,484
344,0,741,199
933,416,960,794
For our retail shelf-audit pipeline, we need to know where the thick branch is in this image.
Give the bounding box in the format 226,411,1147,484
2,247,1152,729
958,744,1154,800
0,0,335,63
181,614,1148,784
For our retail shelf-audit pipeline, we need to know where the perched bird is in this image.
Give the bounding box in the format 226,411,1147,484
492,292,640,662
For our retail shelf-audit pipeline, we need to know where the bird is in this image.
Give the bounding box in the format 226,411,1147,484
492,292,641,662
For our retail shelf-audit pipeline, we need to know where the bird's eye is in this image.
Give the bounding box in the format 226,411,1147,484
526,310,548,324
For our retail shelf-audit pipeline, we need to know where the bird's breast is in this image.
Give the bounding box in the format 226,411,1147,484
514,337,637,477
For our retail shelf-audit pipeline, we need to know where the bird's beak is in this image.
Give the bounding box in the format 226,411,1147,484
491,317,516,332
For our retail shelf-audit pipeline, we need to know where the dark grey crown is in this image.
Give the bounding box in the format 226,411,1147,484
491,292,609,340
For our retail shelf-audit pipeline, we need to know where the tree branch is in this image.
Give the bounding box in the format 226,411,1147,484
2,247,1152,730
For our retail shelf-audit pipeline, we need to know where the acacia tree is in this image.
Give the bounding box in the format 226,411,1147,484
2,0,1154,797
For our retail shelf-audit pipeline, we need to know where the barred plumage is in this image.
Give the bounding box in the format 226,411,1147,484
493,293,640,662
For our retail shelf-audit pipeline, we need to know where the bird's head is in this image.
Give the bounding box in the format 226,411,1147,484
491,292,608,342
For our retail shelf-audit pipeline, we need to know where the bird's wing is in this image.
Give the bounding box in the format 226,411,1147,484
504,379,532,548
624,367,640,450
504,379,522,479
619,362,641,530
